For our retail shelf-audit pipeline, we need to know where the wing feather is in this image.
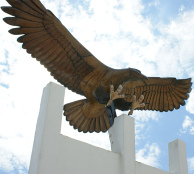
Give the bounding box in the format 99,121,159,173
166,85,174,111
169,85,180,109
9,27,44,35
4,17,43,27
95,118,100,133
151,85,158,110
103,115,110,130
23,34,51,49
46,52,65,69
43,47,64,64
123,77,192,112
163,86,168,112
173,88,188,100
149,85,155,110
147,85,152,110
89,118,96,133
159,86,164,112
2,7,43,22
6,0,45,17
83,119,92,133
99,116,106,132
39,44,61,61
155,86,161,111
27,37,54,53
174,86,191,94
71,111,82,126
74,116,85,130
172,88,185,106
144,86,150,110
78,118,88,132
22,0,46,14
17,31,48,43
32,40,58,57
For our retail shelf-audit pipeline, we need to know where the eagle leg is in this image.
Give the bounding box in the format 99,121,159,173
106,83,125,106
128,93,145,115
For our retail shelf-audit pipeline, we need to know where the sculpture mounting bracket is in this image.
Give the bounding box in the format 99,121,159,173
106,101,117,127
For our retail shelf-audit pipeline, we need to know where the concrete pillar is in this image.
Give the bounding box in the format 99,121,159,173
108,114,135,174
168,139,188,174
28,82,65,174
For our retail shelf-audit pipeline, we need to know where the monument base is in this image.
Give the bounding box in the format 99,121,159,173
29,82,188,174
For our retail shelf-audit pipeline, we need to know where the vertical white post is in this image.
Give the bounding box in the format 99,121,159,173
28,82,65,174
108,114,135,174
168,139,188,174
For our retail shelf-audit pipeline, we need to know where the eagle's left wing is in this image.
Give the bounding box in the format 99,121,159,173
122,77,192,112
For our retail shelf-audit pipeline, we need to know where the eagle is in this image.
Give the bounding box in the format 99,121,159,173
1,0,192,133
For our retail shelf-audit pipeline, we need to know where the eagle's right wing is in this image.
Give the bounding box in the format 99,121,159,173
2,0,112,97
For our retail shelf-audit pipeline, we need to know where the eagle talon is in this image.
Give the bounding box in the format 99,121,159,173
128,94,145,115
106,84,125,106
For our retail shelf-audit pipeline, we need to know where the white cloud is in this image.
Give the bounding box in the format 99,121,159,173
160,10,194,72
136,143,161,168
188,157,194,173
0,148,14,172
133,111,160,144
148,0,159,7
134,111,160,122
179,5,185,12
186,89,194,114
180,116,194,134
0,143,29,174
182,116,193,129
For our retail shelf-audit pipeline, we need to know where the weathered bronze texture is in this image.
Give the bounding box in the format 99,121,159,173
1,0,192,133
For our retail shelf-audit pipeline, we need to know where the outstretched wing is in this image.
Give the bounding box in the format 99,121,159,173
1,0,111,97
123,77,192,112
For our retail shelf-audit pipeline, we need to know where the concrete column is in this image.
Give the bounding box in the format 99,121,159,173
108,114,135,174
168,139,188,174
28,82,65,174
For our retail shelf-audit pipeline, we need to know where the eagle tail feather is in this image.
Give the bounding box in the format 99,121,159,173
63,99,110,133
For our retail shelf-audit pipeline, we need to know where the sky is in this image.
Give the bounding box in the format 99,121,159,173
0,0,194,173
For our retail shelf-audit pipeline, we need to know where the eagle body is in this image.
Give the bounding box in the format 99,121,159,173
1,0,192,133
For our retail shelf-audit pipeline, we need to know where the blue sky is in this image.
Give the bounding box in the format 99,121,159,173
0,0,194,173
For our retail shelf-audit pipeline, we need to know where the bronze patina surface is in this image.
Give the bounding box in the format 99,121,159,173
1,0,192,133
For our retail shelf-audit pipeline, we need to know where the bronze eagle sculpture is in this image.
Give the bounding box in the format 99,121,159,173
1,0,192,133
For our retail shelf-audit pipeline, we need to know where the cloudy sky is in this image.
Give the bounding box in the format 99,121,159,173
0,0,194,173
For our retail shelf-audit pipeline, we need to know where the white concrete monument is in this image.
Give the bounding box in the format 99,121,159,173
28,82,188,174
